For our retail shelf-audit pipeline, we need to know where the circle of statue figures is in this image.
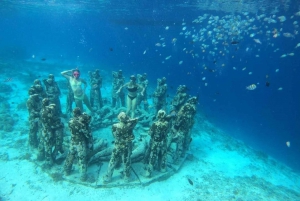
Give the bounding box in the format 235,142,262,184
26,70,198,187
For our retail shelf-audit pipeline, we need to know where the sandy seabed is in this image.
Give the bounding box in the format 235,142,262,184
1,118,300,201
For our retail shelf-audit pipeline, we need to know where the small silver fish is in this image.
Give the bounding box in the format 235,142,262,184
246,84,257,90
165,55,172,60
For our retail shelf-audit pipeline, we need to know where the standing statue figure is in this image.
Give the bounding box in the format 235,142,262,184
88,69,103,110
38,98,64,168
153,77,167,114
61,69,93,112
64,108,93,181
111,70,125,108
66,80,75,117
26,89,42,148
117,75,144,118
171,96,197,163
144,110,169,177
137,73,149,111
43,74,62,115
103,112,138,183
29,79,47,100
170,85,188,113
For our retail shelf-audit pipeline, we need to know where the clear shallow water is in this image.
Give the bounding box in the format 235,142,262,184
0,0,299,173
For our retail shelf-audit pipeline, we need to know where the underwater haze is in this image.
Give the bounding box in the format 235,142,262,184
0,0,300,200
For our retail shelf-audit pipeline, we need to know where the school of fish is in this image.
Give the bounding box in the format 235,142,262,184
142,7,299,92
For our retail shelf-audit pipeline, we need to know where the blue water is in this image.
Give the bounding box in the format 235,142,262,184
0,1,299,171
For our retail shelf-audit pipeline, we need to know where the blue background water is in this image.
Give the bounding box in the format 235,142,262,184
0,1,299,171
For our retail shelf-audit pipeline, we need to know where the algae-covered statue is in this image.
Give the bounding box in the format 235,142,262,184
43,74,62,116
153,77,167,114
64,107,93,181
88,69,103,110
111,70,125,108
61,69,93,112
144,110,169,177
103,112,138,183
170,96,197,163
26,90,42,148
38,98,64,168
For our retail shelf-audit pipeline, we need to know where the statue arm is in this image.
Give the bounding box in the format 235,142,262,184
61,70,73,79
117,82,128,93
81,79,88,90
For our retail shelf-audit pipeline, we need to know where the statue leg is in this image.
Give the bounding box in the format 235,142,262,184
145,142,158,177
29,119,39,148
83,95,93,112
98,89,103,108
64,144,76,175
120,93,125,107
126,96,132,115
123,143,132,182
75,99,84,112
78,143,88,181
131,98,137,118
90,90,94,108
103,147,121,183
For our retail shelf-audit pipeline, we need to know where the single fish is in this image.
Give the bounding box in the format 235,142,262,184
246,84,256,90
165,55,172,60
280,54,287,58
283,32,294,38
253,38,262,44
278,16,286,22
187,178,193,185
231,41,239,45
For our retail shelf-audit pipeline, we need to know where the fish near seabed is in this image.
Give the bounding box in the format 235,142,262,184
187,178,193,185
246,84,257,90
